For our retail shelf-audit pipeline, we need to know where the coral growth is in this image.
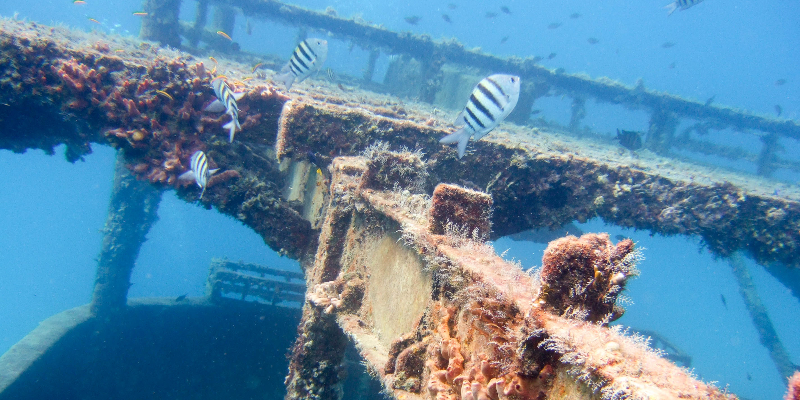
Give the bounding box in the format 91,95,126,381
359,141,429,193
787,371,800,400
429,183,493,239
538,233,641,323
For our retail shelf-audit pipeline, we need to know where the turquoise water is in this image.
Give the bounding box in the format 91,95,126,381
1,0,799,399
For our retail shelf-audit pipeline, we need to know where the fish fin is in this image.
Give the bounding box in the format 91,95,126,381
453,110,466,127
199,186,206,200
275,71,295,90
233,92,246,101
178,170,196,183
209,168,220,176
439,128,471,159
204,99,226,113
223,118,240,142
664,2,678,15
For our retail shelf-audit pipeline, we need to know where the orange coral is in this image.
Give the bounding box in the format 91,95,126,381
786,371,800,400
539,233,637,323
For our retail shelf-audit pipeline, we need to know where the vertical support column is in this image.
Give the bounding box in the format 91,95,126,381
186,0,210,49
646,107,678,155
284,158,365,400
90,153,162,317
728,252,795,382
568,96,586,132
212,4,236,37
418,52,444,104
139,0,182,48
757,132,779,178
363,49,380,83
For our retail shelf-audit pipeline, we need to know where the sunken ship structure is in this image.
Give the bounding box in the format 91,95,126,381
1,1,800,399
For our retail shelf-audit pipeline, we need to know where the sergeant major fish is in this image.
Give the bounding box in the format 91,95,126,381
275,39,328,90
665,0,704,15
204,79,245,142
439,74,520,158
179,150,219,199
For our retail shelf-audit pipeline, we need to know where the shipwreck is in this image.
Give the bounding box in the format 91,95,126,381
1,1,799,399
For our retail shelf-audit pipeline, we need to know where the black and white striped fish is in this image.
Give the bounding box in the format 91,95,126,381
275,39,328,90
439,74,521,158
664,0,703,15
204,79,245,142
178,150,219,199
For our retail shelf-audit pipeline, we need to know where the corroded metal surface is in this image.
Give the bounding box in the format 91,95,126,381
295,151,732,400
0,17,794,400
1,19,799,267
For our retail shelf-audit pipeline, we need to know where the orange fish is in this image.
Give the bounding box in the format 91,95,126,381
88,17,100,24
73,0,87,5
251,62,263,73
216,31,232,41
132,12,148,16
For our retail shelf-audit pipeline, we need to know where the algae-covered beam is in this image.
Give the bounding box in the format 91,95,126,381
216,0,800,140
2,18,799,269
91,152,162,316
293,149,733,400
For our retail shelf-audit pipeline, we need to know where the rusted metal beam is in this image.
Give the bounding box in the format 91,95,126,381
215,0,800,141
290,149,732,399
1,19,798,269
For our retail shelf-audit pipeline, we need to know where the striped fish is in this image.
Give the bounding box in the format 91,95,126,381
204,79,245,142
275,38,328,90
178,151,219,199
664,0,703,15
439,74,521,158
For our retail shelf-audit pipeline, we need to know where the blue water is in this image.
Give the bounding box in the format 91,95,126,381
1,0,799,399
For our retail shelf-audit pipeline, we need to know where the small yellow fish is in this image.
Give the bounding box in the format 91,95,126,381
155,90,173,101
209,57,218,76
251,62,263,73
132,12,148,16
316,168,322,176
73,0,86,5
216,31,232,41
242,77,253,81
88,17,100,24
212,75,228,81
114,49,125,53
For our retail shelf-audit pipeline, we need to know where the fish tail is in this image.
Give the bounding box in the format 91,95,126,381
664,2,678,15
224,118,239,142
439,128,471,159
275,71,295,90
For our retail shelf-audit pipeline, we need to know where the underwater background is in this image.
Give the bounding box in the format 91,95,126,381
1,0,799,399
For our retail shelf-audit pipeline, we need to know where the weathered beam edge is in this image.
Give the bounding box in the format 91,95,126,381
0,18,316,261
215,0,800,139
2,19,799,268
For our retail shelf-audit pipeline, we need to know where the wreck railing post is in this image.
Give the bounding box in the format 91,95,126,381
363,49,380,83
90,153,162,317
186,0,210,49
212,4,236,39
756,132,779,178
568,96,586,132
139,0,182,48
646,107,678,155
418,53,444,104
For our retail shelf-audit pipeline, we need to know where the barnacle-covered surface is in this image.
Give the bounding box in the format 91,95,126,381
298,153,733,400
1,18,799,267
1,17,794,399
